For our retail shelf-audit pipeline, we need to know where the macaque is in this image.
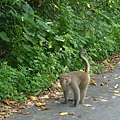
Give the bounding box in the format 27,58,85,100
60,49,90,107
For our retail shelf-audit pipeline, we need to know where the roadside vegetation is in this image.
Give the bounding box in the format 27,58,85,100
0,0,120,101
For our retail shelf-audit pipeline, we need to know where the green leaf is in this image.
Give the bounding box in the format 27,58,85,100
54,35,64,42
23,27,35,37
0,32,10,42
22,3,34,14
36,19,51,31
85,11,93,16
37,34,46,41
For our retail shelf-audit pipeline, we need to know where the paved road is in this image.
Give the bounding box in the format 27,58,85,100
7,63,120,120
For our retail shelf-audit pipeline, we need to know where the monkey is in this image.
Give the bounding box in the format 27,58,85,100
60,49,90,107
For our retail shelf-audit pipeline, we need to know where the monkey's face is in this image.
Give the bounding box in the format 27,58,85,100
60,78,69,86
60,74,71,86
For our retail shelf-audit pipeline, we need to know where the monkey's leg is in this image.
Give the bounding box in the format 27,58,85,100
62,88,69,104
80,87,88,104
72,85,80,107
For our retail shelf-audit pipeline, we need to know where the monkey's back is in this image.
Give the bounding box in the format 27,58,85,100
69,71,90,85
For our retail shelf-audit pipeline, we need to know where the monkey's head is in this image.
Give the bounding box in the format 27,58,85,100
60,74,71,86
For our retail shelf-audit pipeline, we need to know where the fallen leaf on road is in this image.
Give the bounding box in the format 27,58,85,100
83,104,92,107
103,76,107,79
55,82,62,89
41,95,49,99
105,58,111,63
4,114,11,118
99,96,103,98
22,112,29,115
60,112,68,116
114,94,120,97
108,90,119,93
29,96,38,101
108,69,113,72
4,100,14,105
48,93,60,100
11,109,18,113
19,105,26,109
0,115,4,118
114,84,119,89
101,82,107,86
54,96,60,100
48,93,56,98
92,96,98,101
109,64,115,69
90,81,97,86
35,102,46,107
0,112,6,115
40,106,50,111
68,112,75,116
114,77,119,80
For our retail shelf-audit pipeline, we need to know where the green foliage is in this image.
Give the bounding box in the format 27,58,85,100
0,0,120,101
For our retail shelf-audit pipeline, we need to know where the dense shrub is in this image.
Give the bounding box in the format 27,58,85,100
0,0,119,101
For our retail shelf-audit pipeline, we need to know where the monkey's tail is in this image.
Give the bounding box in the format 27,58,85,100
79,49,90,74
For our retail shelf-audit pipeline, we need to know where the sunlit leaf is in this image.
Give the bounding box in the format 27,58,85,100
114,94,120,97
115,77,119,80
40,106,50,111
35,102,46,107
29,96,38,101
109,64,115,69
11,109,18,113
83,104,92,107
41,95,49,99
60,112,68,116
105,58,111,63
87,3,91,8
108,90,119,93
4,100,14,105
90,81,97,86
101,82,107,86
100,96,103,98
0,115,4,118
4,114,11,118
22,112,30,115
39,40,43,46
114,84,119,89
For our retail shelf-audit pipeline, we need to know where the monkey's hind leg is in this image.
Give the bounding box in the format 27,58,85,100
79,87,88,104
72,85,80,107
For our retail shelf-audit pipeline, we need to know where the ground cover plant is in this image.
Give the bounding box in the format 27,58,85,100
0,0,120,101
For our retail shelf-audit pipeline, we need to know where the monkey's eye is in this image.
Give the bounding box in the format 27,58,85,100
62,78,67,81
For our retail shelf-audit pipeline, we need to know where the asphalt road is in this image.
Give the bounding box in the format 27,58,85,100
7,62,120,120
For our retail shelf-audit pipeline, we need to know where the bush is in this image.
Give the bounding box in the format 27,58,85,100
0,0,119,101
